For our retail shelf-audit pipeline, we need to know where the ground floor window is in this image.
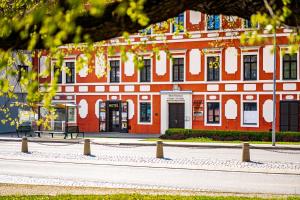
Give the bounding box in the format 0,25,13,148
140,102,151,123
68,107,76,123
207,102,220,124
243,102,258,125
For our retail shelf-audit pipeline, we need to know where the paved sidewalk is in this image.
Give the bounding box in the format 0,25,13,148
0,136,300,150
0,141,299,175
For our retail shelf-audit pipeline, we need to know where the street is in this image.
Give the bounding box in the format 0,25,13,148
0,140,299,195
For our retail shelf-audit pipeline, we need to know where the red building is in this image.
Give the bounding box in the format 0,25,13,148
37,11,300,134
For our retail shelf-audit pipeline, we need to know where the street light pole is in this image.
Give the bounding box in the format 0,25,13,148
272,28,277,146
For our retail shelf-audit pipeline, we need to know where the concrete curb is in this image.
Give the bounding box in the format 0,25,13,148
0,137,300,150
118,142,300,151
0,138,81,144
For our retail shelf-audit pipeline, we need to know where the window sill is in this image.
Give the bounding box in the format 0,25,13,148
205,123,221,126
241,124,259,128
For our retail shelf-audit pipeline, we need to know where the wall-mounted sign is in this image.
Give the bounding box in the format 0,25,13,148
167,93,185,102
193,100,204,121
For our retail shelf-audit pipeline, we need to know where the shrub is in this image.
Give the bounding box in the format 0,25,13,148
161,129,300,142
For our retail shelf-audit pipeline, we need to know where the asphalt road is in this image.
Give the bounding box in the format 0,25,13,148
0,141,299,195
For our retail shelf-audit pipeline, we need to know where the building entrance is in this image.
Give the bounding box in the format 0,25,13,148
280,101,300,132
168,103,185,128
99,101,128,133
108,102,120,132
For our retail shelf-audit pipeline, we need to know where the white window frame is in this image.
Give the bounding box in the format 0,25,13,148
204,53,222,82
170,55,185,82
51,59,76,85
241,51,260,82
279,47,299,81
170,12,186,34
138,57,152,83
204,98,222,126
240,97,259,128
205,14,222,32
107,57,121,84
138,98,152,125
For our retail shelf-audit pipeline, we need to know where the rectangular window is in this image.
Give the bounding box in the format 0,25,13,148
243,55,257,80
244,19,251,28
243,103,258,125
110,60,120,83
65,62,75,83
244,19,258,29
172,58,184,82
283,54,297,80
207,102,220,124
207,56,220,81
139,28,152,35
140,59,151,82
140,102,151,123
172,13,184,33
17,65,28,82
54,65,62,84
207,15,220,30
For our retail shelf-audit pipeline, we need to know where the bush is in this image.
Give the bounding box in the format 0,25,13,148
160,128,300,142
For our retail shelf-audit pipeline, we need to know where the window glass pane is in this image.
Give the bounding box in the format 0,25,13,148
243,103,258,124
251,55,257,62
140,103,151,122
291,54,297,61
68,107,75,122
54,65,62,84
283,54,290,61
173,13,184,32
251,63,257,80
283,67,290,79
173,58,184,81
214,15,220,29
291,63,297,79
244,19,251,28
207,56,219,81
66,62,75,83
110,60,120,82
207,102,219,123
244,55,250,62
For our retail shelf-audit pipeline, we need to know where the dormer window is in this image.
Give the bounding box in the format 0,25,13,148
172,13,185,33
207,15,220,31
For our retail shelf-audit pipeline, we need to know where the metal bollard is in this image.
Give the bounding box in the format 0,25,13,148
242,142,250,162
156,141,164,159
21,136,28,153
83,139,91,156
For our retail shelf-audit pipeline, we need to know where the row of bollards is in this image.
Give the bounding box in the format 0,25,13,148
21,137,250,162
21,137,92,155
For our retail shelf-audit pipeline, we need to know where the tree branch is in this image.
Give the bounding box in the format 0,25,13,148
0,0,299,50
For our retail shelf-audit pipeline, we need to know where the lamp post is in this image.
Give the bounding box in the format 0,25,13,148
272,28,277,146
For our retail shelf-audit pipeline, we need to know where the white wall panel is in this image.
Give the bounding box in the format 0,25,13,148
225,47,238,74
225,99,237,119
263,45,274,73
79,99,88,119
124,53,134,76
156,51,167,76
189,49,201,75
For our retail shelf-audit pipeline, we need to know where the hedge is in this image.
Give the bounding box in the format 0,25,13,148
160,128,300,142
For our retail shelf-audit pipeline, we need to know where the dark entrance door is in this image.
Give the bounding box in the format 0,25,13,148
280,101,300,132
169,103,185,128
108,102,121,132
